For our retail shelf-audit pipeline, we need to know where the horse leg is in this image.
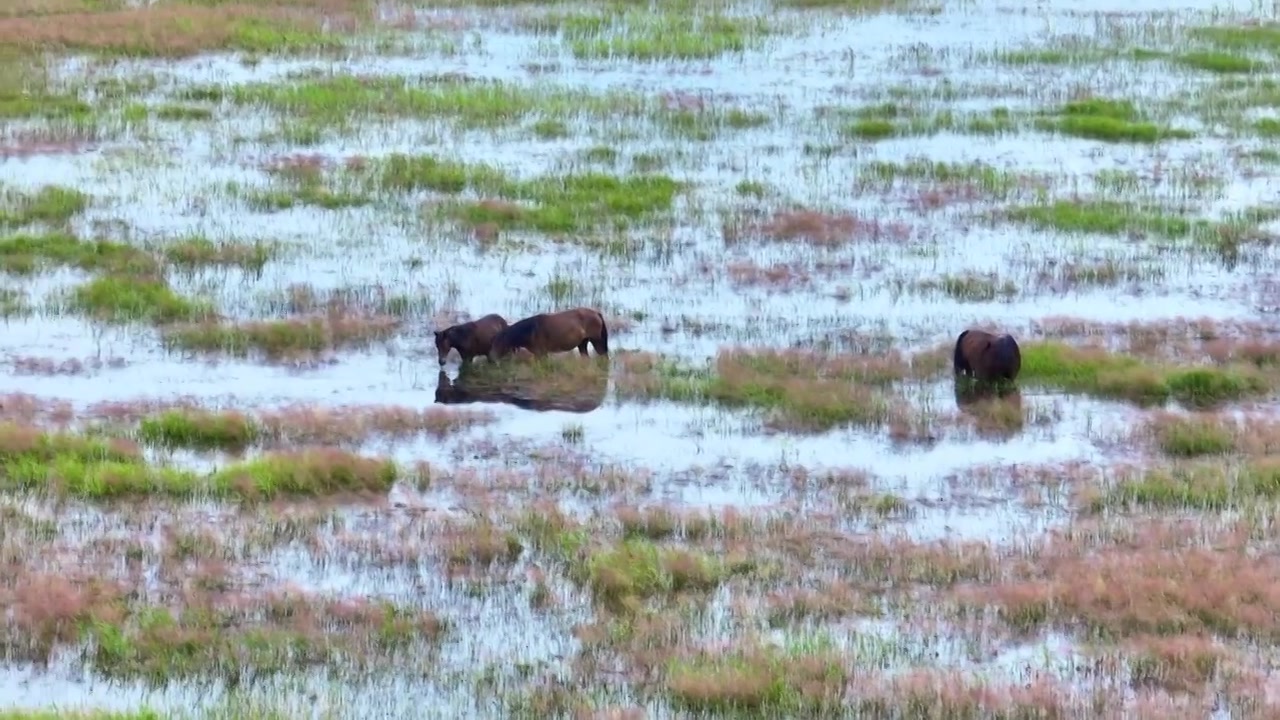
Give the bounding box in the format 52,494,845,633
578,340,590,356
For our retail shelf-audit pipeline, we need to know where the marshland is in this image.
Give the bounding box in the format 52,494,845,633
3,0,1280,717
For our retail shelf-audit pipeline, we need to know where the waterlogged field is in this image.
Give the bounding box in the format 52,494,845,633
5,0,1280,717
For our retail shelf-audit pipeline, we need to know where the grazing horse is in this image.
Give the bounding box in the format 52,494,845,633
433,313,509,366
953,329,1022,382
488,307,609,362
434,369,607,414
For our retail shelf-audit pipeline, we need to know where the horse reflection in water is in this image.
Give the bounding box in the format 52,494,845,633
434,361,609,415
954,379,1025,440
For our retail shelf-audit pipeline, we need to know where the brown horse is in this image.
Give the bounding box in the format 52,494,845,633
953,329,1022,382
434,313,509,366
488,307,609,362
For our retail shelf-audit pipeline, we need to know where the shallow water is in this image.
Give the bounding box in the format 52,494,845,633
2,0,1276,712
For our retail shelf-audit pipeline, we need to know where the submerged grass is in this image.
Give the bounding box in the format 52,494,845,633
1006,200,1278,255
229,74,644,131
544,11,770,61
163,313,401,360
160,236,275,272
0,233,157,276
1036,98,1192,143
666,644,846,715
836,103,1018,141
860,158,1023,198
365,153,685,235
0,422,397,499
1096,461,1280,511
0,185,88,228
614,348,937,432
70,275,215,324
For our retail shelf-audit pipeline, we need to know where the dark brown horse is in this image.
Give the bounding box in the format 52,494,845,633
953,329,1022,382
434,313,509,366
488,307,609,362
434,368,607,414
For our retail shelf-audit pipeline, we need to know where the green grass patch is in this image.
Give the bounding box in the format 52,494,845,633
1190,23,1280,54
160,236,274,272
372,154,511,195
1254,118,1280,137
1006,200,1279,255
1150,416,1236,457
654,106,771,141
448,172,684,234
239,160,372,212
1176,51,1266,74
162,315,401,359
0,423,397,500
987,45,1113,66
138,409,260,451
0,711,162,720
1007,200,1192,239
666,642,847,715
0,185,89,228
0,8,348,58
1094,461,1280,511
547,11,769,61
0,54,93,121
860,158,1021,198
153,103,214,121
84,596,441,686
70,275,214,324
0,233,159,276
0,287,29,317
1019,341,1269,408
778,0,914,9
207,449,398,499
917,273,1018,302
836,104,1017,141
366,154,684,235
615,350,903,433
573,538,725,612
1037,98,1192,143
228,74,643,131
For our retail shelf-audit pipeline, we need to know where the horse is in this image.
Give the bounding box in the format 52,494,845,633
953,329,1022,383
488,307,609,362
433,313,509,366
433,368,607,414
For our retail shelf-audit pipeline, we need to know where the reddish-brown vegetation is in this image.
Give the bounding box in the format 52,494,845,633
1031,315,1280,363
256,402,494,445
0,392,76,427
8,354,128,376
0,126,99,159
163,311,402,362
958,520,1280,639
0,0,369,56
722,208,916,246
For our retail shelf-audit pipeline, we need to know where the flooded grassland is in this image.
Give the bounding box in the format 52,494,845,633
3,0,1280,717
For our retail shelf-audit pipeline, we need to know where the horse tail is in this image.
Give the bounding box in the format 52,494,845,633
953,330,971,375
596,310,610,354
